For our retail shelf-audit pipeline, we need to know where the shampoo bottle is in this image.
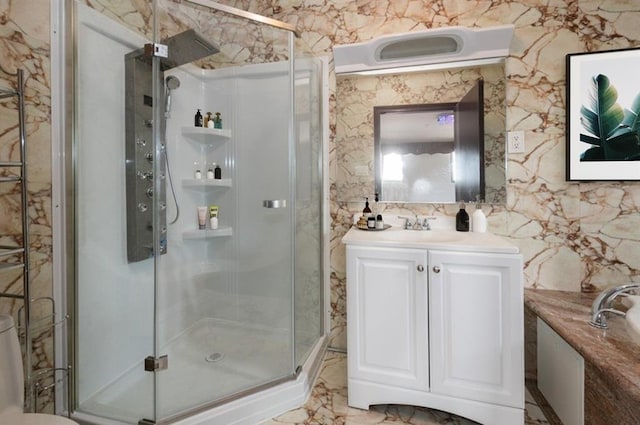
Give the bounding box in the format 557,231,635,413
472,202,487,233
455,201,469,232
195,109,203,127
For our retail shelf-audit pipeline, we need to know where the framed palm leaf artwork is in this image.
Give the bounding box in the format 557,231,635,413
566,47,640,181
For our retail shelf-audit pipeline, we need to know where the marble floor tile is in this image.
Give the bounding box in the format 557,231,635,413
266,351,549,425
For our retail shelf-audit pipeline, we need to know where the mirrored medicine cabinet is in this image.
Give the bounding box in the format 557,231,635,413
335,61,507,205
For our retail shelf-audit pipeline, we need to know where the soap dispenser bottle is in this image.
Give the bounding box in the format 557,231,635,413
195,109,203,127
456,201,469,232
363,197,372,217
472,201,487,233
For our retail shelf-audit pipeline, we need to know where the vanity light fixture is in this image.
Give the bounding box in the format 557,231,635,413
333,25,514,76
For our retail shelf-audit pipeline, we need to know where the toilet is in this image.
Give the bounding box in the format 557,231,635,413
0,314,78,424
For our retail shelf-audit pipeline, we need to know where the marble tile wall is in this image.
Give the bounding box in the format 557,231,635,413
3,0,640,369
0,0,55,412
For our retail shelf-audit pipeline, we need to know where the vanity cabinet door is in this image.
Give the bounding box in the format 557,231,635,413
428,250,523,408
346,245,429,391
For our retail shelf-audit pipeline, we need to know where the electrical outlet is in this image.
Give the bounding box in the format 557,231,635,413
508,131,525,153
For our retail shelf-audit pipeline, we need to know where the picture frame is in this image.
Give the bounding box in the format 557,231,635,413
566,47,640,181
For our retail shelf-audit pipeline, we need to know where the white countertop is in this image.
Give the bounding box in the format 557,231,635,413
341,225,520,254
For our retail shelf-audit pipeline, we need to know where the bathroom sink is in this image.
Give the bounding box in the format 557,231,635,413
342,224,520,254
372,228,466,243
351,226,467,245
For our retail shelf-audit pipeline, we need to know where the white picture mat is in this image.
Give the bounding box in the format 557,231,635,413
567,48,640,181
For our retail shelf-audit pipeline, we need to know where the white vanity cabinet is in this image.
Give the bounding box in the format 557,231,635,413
346,246,429,393
343,229,524,425
429,250,523,408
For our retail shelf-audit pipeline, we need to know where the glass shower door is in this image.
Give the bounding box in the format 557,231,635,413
73,1,157,422
293,51,325,366
152,1,297,421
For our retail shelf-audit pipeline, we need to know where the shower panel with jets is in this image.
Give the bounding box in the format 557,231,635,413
124,29,219,262
68,1,325,424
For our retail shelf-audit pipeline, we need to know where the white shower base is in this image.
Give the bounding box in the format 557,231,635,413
76,318,324,424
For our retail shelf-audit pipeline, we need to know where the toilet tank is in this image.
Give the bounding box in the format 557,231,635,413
0,314,25,414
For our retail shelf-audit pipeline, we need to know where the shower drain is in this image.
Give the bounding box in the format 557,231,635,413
205,352,225,363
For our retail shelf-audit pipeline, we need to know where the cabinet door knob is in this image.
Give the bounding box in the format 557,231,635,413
417,265,424,272
432,266,441,273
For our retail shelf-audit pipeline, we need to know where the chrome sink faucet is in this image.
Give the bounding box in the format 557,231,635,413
412,215,422,230
397,215,436,230
589,283,640,329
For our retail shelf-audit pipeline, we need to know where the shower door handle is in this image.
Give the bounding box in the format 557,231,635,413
263,200,287,208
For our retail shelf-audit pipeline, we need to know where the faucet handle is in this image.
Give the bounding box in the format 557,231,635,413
422,216,436,230
398,216,412,229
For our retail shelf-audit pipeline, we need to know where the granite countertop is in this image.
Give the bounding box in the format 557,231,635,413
524,288,640,402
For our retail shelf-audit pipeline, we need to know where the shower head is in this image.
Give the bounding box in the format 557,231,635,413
161,29,219,70
166,75,180,90
164,76,181,116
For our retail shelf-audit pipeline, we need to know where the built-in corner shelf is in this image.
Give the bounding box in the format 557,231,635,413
182,178,232,189
183,226,233,240
181,126,231,144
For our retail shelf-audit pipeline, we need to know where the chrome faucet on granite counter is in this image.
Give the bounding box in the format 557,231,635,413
589,283,640,329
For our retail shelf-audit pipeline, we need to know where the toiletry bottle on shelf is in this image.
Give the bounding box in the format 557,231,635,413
455,201,469,232
363,197,372,217
214,163,221,179
209,205,219,229
194,169,202,179
195,109,203,127
206,168,214,179
205,112,212,128
472,201,487,233
197,206,207,229
214,112,222,129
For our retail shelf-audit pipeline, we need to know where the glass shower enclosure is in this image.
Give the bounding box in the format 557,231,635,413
69,0,324,423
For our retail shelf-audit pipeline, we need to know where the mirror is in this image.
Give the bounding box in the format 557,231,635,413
375,80,484,203
335,61,506,204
